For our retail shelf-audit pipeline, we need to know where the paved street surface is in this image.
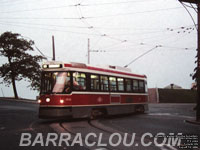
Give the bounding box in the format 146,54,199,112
0,98,199,150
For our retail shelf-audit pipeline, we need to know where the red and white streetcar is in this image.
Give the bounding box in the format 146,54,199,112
38,61,148,119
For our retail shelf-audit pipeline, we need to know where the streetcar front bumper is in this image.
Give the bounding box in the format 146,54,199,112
39,106,72,119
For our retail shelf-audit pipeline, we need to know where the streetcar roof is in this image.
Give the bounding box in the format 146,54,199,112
42,61,147,79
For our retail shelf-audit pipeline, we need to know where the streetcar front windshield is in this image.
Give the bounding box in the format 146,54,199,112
41,72,71,94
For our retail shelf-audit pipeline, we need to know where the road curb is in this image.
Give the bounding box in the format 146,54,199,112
0,97,37,104
185,119,200,125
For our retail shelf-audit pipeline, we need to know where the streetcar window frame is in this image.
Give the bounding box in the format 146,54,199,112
90,74,100,91
124,78,132,92
52,72,71,94
109,76,117,92
41,72,53,94
133,79,139,93
100,75,109,92
117,78,124,92
41,71,72,94
72,72,87,91
41,71,147,94
139,80,145,93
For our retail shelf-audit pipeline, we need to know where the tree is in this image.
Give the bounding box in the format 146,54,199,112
0,31,46,99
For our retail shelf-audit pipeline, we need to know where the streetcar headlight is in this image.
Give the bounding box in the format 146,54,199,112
46,98,50,102
38,99,41,103
42,64,48,68
60,99,64,104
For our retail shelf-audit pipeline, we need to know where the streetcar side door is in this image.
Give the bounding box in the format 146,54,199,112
109,77,121,104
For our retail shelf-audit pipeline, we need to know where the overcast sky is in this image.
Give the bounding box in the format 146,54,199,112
0,0,198,99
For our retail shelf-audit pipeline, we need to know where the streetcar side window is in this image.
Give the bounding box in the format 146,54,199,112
100,76,109,91
133,80,139,93
73,72,86,90
109,77,117,91
139,80,145,93
125,79,132,92
117,78,124,91
90,74,100,91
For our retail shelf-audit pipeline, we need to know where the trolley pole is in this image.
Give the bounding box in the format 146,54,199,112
52,36,55,61
179,0,200,121
88,38,90,64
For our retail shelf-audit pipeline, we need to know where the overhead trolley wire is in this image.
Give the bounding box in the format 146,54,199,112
0,0,48,6
88,7,183,19
0,21,195,52
0,17,83,20
0,21,91,29
0,5,78,14
0,5,182,16
74,2,103,36
79,0,156,6
0,22,100,36
190,3,198,13
180,2,197,31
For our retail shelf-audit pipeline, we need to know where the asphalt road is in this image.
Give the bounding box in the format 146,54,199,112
0,99,199,150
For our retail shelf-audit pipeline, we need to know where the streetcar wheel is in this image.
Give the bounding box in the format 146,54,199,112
89,109,98,120
136,105,145,113
89,108,107,120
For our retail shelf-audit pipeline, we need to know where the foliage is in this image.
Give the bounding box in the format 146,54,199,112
0,31,46,98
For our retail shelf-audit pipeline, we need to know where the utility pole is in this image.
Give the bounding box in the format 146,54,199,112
88,38,90,64
52,36,55,61
179,0,200,121
197,1,200,122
